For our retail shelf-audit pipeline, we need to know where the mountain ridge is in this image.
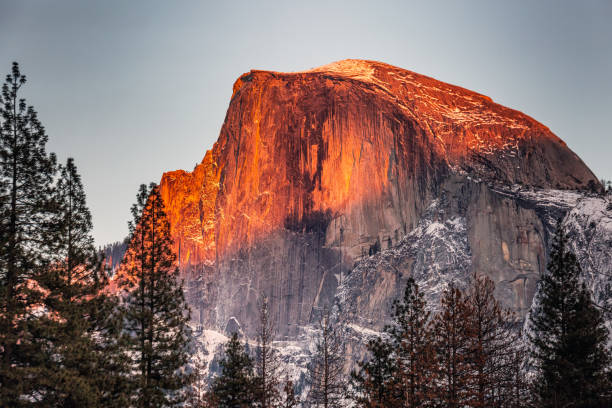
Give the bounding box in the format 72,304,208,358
159,59,597,269
124,59,610,391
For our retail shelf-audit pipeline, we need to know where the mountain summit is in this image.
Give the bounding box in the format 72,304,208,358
149,60,608,385
160,59,596,268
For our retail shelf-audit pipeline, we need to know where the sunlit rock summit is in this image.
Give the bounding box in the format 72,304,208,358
151,60,609,383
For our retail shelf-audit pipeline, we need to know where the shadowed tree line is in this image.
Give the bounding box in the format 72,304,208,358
200,222,611,408
350,274,527,408
191,296,340,408
349,223,611,408
0,62,192,407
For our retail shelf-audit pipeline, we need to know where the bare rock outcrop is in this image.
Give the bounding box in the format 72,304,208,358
128,61,609,384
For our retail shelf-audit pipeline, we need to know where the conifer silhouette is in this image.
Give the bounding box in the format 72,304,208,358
38,158,130,407
208,332,256,407
0,62,57,405
120,183,192,407
528,222,611,407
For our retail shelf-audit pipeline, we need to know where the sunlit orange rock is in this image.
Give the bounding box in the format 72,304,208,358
158,59,597,272
114,60,611,379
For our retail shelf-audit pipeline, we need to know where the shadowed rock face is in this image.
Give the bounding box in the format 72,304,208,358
154,59,599,339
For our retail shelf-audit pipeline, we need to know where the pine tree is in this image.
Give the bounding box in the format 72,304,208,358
0,62,57,405
432,283,473,408
32,158,130,407
465,274,521,408
388,278,436,407
349,336,398,407
87,287,133,408
208,332,256,407
119,183,192,407
307,311,346,408
254,295,281,408
528,222,611,408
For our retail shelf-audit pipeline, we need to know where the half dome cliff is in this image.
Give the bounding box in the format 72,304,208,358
146,60,612,386
159,59,597,271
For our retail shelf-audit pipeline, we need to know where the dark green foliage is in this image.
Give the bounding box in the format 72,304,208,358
34,158,130,407
528,222,611,407
351,277,532,408
0,62,57,405
120,183,192,407
349,337,398,408
208,332,256,407
502,345,531,408
351,279,435,407
0,62,130,407
586,180,603,195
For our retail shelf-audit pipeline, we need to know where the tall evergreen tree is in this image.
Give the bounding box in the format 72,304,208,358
119,183,192,407
33,158,130,407
0,62,57,405
254,295,281,408
349,336,398,408
528,222,611,408
465,274,522,408
388,278,436,407
432,283,473,408
307,311,346,408
208,332,256,408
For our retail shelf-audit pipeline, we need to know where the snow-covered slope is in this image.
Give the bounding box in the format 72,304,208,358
110,60,607,403
564,195,612,322
187,186,611,400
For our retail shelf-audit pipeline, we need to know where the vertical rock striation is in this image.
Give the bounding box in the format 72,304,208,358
149,59,602,348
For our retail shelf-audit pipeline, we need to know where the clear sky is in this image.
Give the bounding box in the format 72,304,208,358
1,0,610,245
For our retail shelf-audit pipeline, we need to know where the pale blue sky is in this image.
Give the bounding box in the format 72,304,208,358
1,0,610,245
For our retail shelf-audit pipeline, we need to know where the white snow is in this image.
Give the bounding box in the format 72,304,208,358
304,59,377,84
347,323,383,339
184,186,612,404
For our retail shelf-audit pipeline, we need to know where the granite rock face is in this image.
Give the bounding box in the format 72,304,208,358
141,60,607,380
